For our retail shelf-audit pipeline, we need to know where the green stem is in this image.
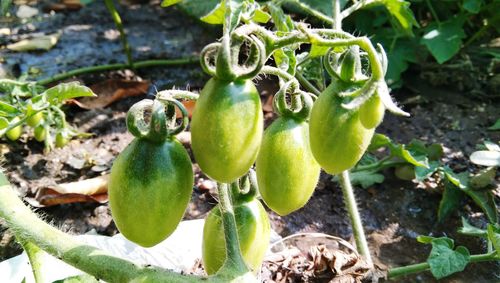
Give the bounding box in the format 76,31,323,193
104,0,133,66
425,0,441,26
295,72,321,96
216,183,249,274
388,251,499,279
36,57,199,86
332,0,341,30
17,237,46,283
283,0,334,25
338,170,373,267
340,0,377,20
0,183,203,282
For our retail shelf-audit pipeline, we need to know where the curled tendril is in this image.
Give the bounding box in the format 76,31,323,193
274,80,314,121
200,33,266,81
323,48,342,80
126,98,189,142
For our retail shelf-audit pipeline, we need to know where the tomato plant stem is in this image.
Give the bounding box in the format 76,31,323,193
36,57,199,86
332,0,341,30
104,0,133,67
388,251,499,278
0,183,203,282
17,237,45,283
216,183,249,274
338,170,373,267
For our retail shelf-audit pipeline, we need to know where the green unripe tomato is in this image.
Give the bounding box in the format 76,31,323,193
256,117,320,216
34,125,47,142
191,78,263,183
359,94,385,129
309,80,375,174
109,138,194,247
27,111,44,127
6,117,22,141
55,132,69,148
202,198,270,275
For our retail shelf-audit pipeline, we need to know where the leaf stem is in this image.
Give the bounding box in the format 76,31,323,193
338,170,373,267
36,57,199,86
295,72,321,96
388,251,499,279
104,0,133,67
17,237,46,283
332,0,341,30
283,0,334,25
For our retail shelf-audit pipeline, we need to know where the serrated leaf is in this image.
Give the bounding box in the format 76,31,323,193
415,160,440,181
463,0,483,14
458,217,487,237
421,18,466,64
348,170,385,189
487,224,500,254
368,133,392,151
252,8,271,23
428,238,470,279
200,0,226,24
43,82,96,105
488,119,500,130
469,167,496,189
438,181,464,222
470,150,500,167
161,0,182,7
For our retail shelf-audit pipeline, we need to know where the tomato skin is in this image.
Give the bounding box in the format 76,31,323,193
256,117,320,215
109,138,193,247
359,94,385,129
191,78,263,183
6,117,22,141
309,80,375,174
27,112,43,127
34,126,46,142
202,198,270,275
55,132,69,148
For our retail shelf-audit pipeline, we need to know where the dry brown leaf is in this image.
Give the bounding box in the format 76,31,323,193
7,33,60,52
175,100,196,118
50,174,108,195
69,79,149,109
44,0,83,12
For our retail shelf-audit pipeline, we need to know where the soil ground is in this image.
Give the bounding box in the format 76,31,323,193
1,1,499,282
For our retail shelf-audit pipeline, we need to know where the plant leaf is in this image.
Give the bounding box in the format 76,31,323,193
161,0,183,7
7,33,60,52
379,0,418,35
488,119,500,130
43,82,96,105
470,150,500,167
487,224,500,254
178,0,219,20
427,237,470,279
347,170,385,189
438,181,464,222
421,18,466,64
462,0,483,14
458,217,487,238
469,167,496,189
461,187,498,223
368,133,392,151
415,160,440,181
252,8,271,23
200,0,226,24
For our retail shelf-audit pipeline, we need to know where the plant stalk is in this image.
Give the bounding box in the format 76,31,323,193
0,183,203,282
36,57,199,86
338,170,373,267
17,237,46,283
104,0,133,66
388,251,499,278
216,183,249,274
332,0,341,30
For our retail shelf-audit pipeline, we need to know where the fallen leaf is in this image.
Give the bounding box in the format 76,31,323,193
16,5,39,18
7,33,60,52
26,175,109,207
70,79,150,109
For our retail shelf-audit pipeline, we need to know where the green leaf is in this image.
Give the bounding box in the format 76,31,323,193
268,3,294,32
348,170,385,189
458,217,487,237
368,133,392,151
200,0,226,24
463,0,483,14
461,186,498,223
487,224,500,254
0,101,19,115
178,0,219,20
438,181,464,222
43,82,96,105
417,235,436,244
470,150,500,167
52,274,99,283
390,143,428,167
161,0,182,7
469,167,496,189
427,237,470,279
288,0,348,17
379,0,418,35
252,8,271,23
488,119,500,130
443,168,468,189
421,18,466,64
415,160,440,181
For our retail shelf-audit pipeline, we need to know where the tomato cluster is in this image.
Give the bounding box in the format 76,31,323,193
108,39,386,275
